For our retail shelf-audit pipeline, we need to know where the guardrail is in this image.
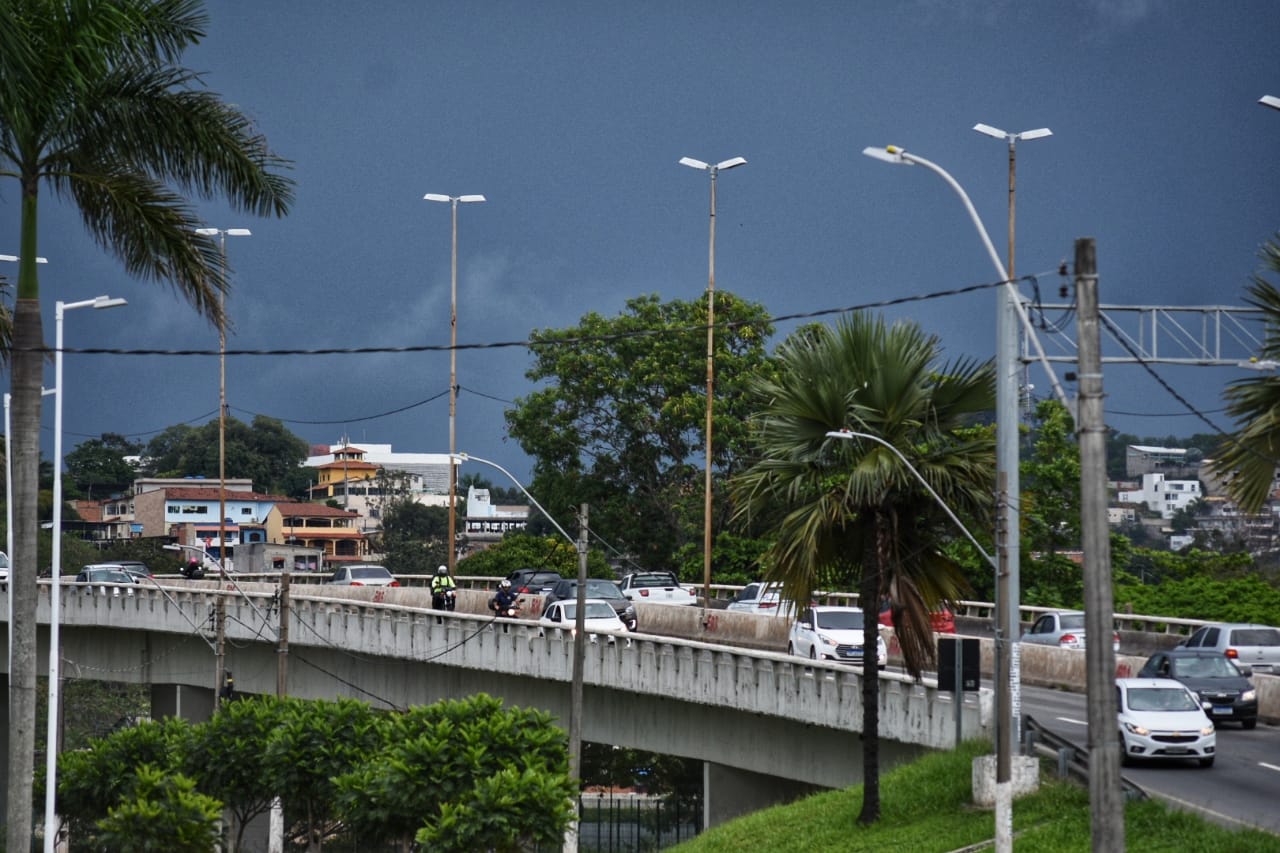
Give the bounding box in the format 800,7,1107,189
229,572,1218,640
1023,715,1147,801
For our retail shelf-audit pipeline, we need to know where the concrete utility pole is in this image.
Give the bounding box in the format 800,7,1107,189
276,571,291,697
1075,237,1125,850
565,504,589,853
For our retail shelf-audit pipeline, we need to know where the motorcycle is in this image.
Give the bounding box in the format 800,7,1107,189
432,587,457,612
181,560,205,580
489,596,520,619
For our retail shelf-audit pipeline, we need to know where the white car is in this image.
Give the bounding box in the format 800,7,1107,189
725,582,788,615
789,605,887,668
539,598,630,642
617,571,698,606
1116,677,1215,768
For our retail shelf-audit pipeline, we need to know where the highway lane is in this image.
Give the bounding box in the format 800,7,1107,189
1020,683,1280,835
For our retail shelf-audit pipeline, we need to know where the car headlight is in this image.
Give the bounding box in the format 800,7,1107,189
817,632,837,646
1123,722,1150,736
1242,689,1257,702
1200,725,1214,736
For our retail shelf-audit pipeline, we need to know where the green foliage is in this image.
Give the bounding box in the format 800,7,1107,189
380,501,449,574
335,694,573,848
673,530,772,587
416,766,576,853
94,765,221,853
506,291,775,572
458,532,613,579
1114,571,1280,625
1021,399,1082,554
64,433,143,500
141,416,312,496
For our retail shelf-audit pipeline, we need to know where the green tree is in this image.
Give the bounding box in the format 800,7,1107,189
0,5,293,841
264,696,383,852
335,694,574,851
1020,399,1085,607
94,765,221,853
64,432,142,500
141,415,310,495
380,501,449,574
730,312,995,824
1210,232,1280,511
506,292,774,572
457,531,612,579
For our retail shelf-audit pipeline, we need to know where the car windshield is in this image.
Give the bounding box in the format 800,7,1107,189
87,570,132,583
815,610,864,630
1230,628,1280,645
1057,613,1085,630
351,567,390,579
1127,687,1199,712
571,581,624,600
632,574,677,588
562,602,618,621
1172,655,1240,678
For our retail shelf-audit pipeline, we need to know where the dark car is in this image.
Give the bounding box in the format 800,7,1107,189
113,560,154,582
505,568,564,595
546,578,637,630
75,565,138,596
1138,648,1258,729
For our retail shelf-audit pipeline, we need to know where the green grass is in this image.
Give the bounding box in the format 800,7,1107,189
670,741,1280,852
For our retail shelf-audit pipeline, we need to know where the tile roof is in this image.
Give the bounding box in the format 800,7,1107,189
162,487,288,501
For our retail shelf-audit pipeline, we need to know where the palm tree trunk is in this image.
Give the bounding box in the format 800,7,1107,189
7,297,43,850
857,519,884,824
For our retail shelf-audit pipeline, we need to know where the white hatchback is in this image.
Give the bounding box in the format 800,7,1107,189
539,598,630,642
1116,677,1215,768
789,605,887,669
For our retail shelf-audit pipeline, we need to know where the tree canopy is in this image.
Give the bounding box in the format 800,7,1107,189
506,292,774,575
141,415,312,496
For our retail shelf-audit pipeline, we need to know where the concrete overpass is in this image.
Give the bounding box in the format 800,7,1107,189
0,579,991,827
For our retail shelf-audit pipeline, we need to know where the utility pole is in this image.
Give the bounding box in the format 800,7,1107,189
566,504,588,853
214,596,227,708
1076,237,1124,850
276,571,291,697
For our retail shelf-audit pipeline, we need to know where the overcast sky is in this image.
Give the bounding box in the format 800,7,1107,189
5,1,1279,489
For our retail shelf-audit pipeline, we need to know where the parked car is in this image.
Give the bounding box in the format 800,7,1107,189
725,582,787,615
539,598,630,641
617,571,698,606
1019,609,1119,652
877,597,957,634
1115,677,1215,767
505,568,564,595
545,578,637,630
75,565,137,596
789,605,887,668
1178,622,1280,675
1138,648,1258,729
325,564,399,587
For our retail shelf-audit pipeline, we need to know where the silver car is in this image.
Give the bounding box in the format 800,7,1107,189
1179,623,1280,675
1020,610,1119,652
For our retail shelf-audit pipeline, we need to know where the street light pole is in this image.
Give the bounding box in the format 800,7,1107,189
678,156,745,620
424,193,485,577
46,295,126,853
862,144,1018,853
194,228,250,578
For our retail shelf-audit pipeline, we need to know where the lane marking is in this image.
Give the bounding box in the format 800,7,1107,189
1056,716,1088,726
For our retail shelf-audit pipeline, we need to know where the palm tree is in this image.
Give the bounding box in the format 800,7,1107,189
730,312,994,824
1211,233,1280,512
0,2,293,843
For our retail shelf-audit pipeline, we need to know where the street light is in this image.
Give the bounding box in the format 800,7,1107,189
971,124,1051,283
424,194,485,578
679,155,746,620
46,294,126,852
194,227,250,579
862,143,1020,852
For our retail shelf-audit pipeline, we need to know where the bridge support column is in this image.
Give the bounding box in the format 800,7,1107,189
703,761,821,829
151,683,216,724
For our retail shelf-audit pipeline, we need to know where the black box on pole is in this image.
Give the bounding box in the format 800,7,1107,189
938,637,980,692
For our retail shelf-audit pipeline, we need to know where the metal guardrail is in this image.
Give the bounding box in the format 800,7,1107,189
234,573,1217,639
1023,715,1147,802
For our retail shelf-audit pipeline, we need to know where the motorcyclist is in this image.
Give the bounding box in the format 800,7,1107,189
489,578,519,617
431,564,457,611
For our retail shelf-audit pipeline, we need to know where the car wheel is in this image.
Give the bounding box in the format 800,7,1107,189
1243,717,1258,730
1119,735,1133,767
1199,756,1215,768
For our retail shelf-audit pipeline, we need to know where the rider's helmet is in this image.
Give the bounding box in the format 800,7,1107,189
436,565,449,576
499,579,512,590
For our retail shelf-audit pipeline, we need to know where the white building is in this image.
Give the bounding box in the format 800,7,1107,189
1116,472,1201,520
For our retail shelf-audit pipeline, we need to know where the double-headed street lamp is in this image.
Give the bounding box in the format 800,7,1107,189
424,194,486,577
194,227,250,577
971,124,1051,282
46,294,127,853
679,155,746,619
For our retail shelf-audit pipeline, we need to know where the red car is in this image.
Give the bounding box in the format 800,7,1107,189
879,598,956,634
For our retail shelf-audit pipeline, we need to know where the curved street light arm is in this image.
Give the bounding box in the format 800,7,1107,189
451,453,575,546
826,429,997,570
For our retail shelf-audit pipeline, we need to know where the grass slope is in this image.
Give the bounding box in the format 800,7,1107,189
671,741,1280,853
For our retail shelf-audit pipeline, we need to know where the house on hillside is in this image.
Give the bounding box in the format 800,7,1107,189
267,502,367,563
1116,472,1201,520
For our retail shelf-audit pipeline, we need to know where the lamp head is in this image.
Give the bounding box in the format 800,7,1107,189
1259,95,1280,111
92,296,127,310
423,193,452,203
715,156,747,171
678,156,710,170
1018,128,1052,141
861,146,908,164
458,194,486,203
972,123,1008,140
